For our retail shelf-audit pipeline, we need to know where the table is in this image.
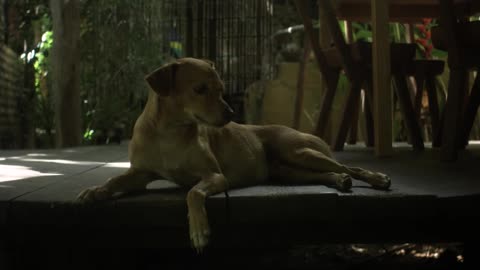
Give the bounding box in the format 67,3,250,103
336,0,480,22
332,0,480,157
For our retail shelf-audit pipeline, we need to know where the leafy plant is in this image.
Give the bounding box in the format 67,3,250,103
79,0,175,144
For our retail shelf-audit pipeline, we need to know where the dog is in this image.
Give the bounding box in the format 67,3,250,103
77,58,391,252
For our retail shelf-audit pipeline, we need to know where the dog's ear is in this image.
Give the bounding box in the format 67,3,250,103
201,59,215,69
145,62,179,96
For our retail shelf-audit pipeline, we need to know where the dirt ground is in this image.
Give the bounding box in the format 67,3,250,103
140,243,466,270
5,243,471,269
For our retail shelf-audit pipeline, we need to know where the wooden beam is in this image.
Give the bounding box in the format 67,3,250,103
371,0,393,157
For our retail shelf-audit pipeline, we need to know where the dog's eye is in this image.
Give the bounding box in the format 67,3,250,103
194,85,208,95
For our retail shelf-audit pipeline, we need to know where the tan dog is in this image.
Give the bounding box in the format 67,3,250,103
77,58,391,251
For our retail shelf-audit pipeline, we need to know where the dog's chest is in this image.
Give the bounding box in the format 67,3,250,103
156,147,201,186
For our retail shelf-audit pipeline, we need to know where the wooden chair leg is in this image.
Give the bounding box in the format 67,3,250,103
425,76,442,147
414,73,426,118
394,75,425,151
363,78,375,147
364,95,375,147
459,73,480,148
293,35,311,130
314,70,340,137
295,0,338,138
435,107,445,147
438,0,467,160
441,68,468,161
333,78,363,151
347,97,360,145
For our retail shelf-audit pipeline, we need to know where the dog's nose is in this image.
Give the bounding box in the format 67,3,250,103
223,106,235,122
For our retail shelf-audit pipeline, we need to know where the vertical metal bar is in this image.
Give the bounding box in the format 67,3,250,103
208,0,217,62
226,0,231,93
256,0,261,80
184,0,193,57
197,0,204,58
219,0,223,75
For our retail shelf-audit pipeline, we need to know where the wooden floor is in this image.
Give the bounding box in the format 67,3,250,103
1,142,480,248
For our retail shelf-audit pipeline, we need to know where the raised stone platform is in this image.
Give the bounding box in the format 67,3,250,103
1,142,479,249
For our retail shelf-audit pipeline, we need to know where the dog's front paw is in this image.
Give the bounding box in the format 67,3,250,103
76,186,112,203
188,208,211,253
375,173,391,190
335,173,352,191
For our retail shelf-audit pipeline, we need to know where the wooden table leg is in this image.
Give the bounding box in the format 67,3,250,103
425,76,442,147
372,0,393,157
438,0,467,161
295,0,337,138
394,75,425,151
441,69,468,160
333,78,364,151
460,74,480,147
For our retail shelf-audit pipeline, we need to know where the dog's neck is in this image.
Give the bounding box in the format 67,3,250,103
143,91,200,138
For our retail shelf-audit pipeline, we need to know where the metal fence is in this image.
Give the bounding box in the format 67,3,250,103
159,0,274,121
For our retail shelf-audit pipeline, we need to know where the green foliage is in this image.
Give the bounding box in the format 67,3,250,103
14,0,179,147
33,30,53,88
18,8,55,148
352,22,372,42
79,0,174,144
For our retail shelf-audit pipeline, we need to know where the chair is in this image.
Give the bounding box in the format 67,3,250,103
433,0,480,160
409,59,445,147
295,0,424,151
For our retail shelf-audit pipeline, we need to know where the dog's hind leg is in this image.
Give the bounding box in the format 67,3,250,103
76,168,159,202
281,148,391,190
270,161,352,191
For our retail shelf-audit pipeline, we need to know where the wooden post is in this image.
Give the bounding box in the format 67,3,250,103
371,0,393,157
439,0,467,161
50,0,82,147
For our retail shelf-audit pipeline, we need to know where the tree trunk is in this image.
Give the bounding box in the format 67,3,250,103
50,0,81,147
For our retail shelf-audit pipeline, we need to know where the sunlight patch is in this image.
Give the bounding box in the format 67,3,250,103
0,164,62,182
105,162,130,168
26,153,49,157
11,158,103,166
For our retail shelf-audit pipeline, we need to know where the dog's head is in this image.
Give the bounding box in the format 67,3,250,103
145,58,234,127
